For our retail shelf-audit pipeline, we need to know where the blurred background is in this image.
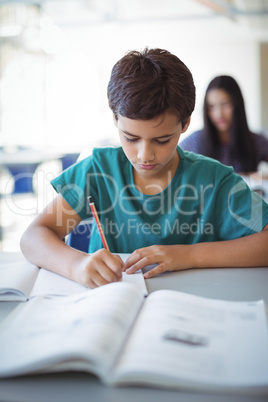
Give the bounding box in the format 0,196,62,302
0,0,268,251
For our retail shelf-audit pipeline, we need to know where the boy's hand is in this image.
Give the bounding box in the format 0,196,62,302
75,249,124,288
124,245,193,279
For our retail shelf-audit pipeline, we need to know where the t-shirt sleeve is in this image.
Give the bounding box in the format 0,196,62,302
213,170,268,239
51,154,98,220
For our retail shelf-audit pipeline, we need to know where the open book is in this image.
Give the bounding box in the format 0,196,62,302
0,255,148,300
0,281,268,392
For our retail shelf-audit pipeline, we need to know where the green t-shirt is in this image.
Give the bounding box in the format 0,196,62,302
51,146,268,253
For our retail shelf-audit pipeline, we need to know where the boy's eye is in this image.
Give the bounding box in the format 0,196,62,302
155,139,171,145
124,136,171,145
125,136,138,143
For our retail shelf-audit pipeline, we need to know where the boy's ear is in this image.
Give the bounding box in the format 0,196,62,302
181,116,191,133
113,114,118,126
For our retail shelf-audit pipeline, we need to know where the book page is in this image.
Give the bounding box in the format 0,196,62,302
29,269,89,297
112,290,268,390
0,261,39,301
0,282,144,378
30,251,147,297
122,271,147,296
119,253,148,296
30,267,147,298
0,253,147,301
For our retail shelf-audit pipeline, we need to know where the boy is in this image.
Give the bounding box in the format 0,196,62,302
21,48,268,288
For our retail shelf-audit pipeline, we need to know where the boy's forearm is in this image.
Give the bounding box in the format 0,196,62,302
20,225,124,288
191,229,268,269
20,226,86,282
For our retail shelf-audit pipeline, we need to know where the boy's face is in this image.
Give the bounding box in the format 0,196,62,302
115,111,190,191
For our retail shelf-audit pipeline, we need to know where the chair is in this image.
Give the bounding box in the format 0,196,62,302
60,153,80,171
66,218,93,252
7,163,39,193
4,147,40,194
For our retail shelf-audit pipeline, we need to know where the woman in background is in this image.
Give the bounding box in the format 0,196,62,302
179,75,268,174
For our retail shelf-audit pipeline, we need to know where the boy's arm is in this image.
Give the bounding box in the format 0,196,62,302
124,224,268,279
20,194,123,288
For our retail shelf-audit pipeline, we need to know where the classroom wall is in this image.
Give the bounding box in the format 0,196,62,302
0,10,267,149
178,40,261,137
74,18,263,143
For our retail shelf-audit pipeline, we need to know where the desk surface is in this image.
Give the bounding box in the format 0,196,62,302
0,252,268,402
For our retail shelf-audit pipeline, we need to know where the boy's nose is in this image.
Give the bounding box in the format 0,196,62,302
137,142,154,162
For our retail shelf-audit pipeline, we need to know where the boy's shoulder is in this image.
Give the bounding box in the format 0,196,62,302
178,146,234,176
88,146,128,172
92,146,125,160
71,146,127,175
178,145,217,163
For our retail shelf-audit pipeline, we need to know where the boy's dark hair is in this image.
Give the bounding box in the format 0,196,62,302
107,48,195,127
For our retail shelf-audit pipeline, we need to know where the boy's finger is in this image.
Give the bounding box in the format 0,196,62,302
91,266,121,286
103,254,124,279
143,264,165,279
124,251,144,270
99,267,121,283
125,257,150,274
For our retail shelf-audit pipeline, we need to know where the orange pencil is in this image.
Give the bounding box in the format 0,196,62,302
88,196,110,251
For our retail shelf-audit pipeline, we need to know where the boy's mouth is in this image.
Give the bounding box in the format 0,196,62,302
137,164,157,170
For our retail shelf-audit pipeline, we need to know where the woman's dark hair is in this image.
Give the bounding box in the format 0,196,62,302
107,48,195,128
201,75,257,172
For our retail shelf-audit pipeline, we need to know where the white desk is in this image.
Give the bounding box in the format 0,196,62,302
0,252,268,402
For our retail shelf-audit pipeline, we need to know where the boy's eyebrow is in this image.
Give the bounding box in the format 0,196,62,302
121,130,176,139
